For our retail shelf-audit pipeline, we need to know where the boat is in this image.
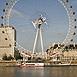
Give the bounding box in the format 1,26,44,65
19,63,44,67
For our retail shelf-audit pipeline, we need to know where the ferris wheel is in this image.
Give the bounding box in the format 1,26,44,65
1,0,76,56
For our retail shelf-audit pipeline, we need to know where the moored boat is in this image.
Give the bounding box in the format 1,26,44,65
19,63,44,67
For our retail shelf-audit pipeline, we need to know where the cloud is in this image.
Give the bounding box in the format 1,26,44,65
10,9,23,18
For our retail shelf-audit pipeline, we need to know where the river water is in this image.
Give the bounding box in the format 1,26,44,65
0,66,77,77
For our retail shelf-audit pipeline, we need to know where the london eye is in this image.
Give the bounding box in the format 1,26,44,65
1,0,76,57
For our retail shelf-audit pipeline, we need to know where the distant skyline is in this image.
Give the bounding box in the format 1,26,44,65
0,0,77,52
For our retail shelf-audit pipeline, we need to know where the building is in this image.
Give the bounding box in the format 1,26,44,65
47,43,77,63
0,26,16,60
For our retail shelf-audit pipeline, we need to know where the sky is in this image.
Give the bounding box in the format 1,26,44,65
0,0,77,52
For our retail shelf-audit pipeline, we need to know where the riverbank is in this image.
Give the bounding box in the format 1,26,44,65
0,60,77,67
0,61,19,67
45,64,77,67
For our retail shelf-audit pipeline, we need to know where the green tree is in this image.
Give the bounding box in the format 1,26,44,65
7,55,14,60
14,53,23,60
2,54,7,60
14,48,23,60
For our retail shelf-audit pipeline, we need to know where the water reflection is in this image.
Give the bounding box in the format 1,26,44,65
0,66,77,77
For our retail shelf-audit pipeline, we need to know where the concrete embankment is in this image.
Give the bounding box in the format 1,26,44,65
0,60,77,67
45,64,77,67
0,61,19,67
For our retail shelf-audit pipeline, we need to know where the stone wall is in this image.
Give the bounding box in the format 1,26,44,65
0,26,16,60
64,49,77,56
60,49,77,63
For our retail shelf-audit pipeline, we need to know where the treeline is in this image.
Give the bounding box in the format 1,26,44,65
2,53,23,60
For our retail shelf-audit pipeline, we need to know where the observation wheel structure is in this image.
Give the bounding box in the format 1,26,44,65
1,0,77,58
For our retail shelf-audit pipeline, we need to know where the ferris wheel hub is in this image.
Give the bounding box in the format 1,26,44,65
32,14,47,28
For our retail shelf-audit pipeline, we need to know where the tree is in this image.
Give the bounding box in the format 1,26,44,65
14,48,23,60
14,53,23,60
2,54,7,60
7,55,14,60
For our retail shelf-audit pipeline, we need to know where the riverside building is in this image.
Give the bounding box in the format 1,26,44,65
0,26,16,60
48,43,77,63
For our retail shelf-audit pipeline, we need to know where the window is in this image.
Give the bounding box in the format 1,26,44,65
2,31,5,33
5,38,8,40
9,44,11,47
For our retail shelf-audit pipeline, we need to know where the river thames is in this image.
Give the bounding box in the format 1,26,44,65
0,66,77,77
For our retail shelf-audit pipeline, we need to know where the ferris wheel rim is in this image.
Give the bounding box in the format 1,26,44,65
58,0,75,47
3,0,75,53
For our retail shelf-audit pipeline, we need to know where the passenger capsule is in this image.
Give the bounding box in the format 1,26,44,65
73,12,75,15
74,26,77,28
73,33,76,35
1,16,3,19
1,23,3,26
3,9,5,12
70,6,72,8
6,3,8,5
74,19,76,21
71,39,73,41
66,0,68,2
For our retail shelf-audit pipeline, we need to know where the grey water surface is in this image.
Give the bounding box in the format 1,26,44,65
0,66,77,77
